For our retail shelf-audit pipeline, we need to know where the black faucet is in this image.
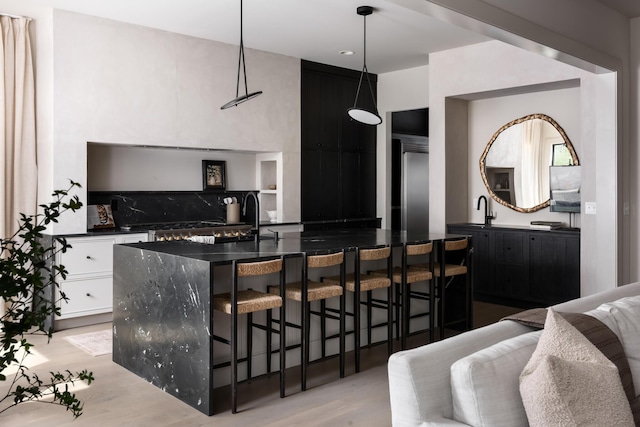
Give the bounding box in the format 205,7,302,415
242,191,260,243
477,195,494,226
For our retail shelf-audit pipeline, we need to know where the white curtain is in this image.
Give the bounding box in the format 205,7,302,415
1,15,36,239
0,16,37,323
520,119,543,207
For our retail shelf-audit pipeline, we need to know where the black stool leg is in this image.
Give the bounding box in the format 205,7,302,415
439,242,446,341
339,250,346,378
320,299,327,358
301,255,309,391
367,290,373,347
395,282,401,340
231,261,238,414
387,283,393,356
247,312,254,379
401,246,409,350
387,252,393,356
279,256,286,398
266,310,272,374
354,248,361,373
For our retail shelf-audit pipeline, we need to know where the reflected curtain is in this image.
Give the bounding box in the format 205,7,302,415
1,16,37,324
520,119,543,207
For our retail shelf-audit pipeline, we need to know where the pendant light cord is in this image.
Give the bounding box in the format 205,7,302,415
361,14,378,112
221,0,262,109
235,0,248,98
348,7,381,124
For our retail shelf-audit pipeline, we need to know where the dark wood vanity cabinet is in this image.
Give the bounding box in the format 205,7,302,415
301,60,377,221
528,232,580,304
447,224,580,308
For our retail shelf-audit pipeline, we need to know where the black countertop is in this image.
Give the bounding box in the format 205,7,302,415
119,228,459,265
448,223,581,233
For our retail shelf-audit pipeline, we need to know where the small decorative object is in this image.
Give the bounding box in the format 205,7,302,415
495,184,502,190
227,202,240,224
265,209,277,222
202,160,226,191
268,184,276,190
87,204,115,230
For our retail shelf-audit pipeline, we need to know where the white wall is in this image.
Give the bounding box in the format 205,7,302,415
429,40,617,296
50,10,301,233
87,145,257,191
414,0,630,288
630,18,640,282
377,65,429,228
468,88,581,225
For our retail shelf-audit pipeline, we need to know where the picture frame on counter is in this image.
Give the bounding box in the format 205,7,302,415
87,204,115,229
202,160,226,191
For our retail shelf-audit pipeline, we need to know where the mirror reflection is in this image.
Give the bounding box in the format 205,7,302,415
480,113,579,213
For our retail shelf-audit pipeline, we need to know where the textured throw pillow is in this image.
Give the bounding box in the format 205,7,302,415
519,308,635,427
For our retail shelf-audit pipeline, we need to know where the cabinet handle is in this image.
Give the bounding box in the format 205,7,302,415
86,255,92,260
86,293,91,297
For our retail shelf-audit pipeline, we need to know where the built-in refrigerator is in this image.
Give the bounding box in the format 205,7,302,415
402,149,429,234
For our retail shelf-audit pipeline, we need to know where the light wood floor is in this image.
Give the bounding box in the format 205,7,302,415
0,301,521,426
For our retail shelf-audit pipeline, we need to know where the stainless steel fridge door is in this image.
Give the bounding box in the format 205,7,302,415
402,151,429,233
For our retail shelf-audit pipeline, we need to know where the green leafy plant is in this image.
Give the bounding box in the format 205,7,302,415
0,181,94,417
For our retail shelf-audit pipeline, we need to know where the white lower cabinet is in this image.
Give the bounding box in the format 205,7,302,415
55,233,147,323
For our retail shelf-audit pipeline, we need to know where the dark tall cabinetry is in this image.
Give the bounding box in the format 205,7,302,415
301,60,377,224
447,224,580,308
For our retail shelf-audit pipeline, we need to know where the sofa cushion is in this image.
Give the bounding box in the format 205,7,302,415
450,330,541,426
519,308,634,427
450,295,640,427
593,295,640,394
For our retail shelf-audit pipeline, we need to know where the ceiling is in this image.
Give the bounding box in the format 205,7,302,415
597,0,640,18
32,0,640,74
39,0,491,74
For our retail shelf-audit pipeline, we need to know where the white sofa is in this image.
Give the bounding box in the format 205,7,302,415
388,282,640,426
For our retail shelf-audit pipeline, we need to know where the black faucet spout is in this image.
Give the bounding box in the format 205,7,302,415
477,195,493,226
243,191,260,242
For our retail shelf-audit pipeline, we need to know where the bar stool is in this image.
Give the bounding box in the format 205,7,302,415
434,237,471,340
373,242,435,349
268,250,345,391
323,245,392,373
212,257,285,414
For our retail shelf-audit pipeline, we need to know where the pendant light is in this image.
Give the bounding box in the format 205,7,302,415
347,6,382,126
221,0,262,109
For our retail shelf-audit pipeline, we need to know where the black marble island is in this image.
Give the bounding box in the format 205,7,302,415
112,229,457,415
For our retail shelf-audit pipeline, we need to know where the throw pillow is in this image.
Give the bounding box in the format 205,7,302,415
519,308,635,427
450,331,541,426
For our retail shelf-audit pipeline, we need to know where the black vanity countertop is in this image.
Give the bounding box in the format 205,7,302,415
448,223,580,233
118,228,458,265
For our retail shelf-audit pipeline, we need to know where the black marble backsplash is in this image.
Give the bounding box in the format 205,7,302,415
88,190,258,227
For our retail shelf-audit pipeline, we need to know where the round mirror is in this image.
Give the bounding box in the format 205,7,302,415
480,113,579,213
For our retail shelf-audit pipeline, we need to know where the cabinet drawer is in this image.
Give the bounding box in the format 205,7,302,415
58,276,112,318
118,233,148,244
59,237,116,275
494,264,529,299
494,233,525,264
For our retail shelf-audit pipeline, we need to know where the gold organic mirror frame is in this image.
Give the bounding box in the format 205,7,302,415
479,113,579,213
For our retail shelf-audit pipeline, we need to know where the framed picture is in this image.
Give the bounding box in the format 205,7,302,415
202,160,227,191
87,204,115,230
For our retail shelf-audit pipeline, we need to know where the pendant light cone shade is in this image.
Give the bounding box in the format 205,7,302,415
347,6,382,126
221,0,262,109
